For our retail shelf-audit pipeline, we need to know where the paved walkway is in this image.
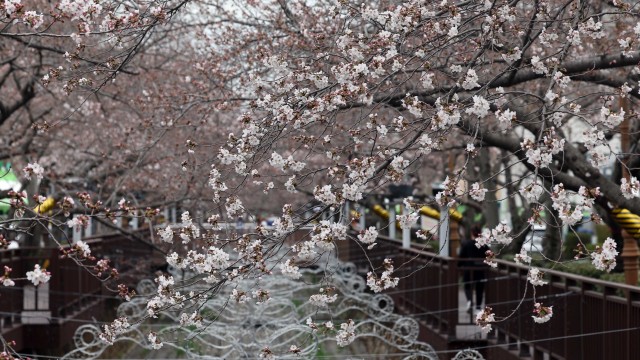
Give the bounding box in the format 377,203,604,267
456,288,488,340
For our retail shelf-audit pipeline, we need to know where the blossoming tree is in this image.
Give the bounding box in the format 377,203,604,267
2,0,640,356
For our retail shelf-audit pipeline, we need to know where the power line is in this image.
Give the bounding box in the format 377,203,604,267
0,310,189,326
0,277,575,322
0,285,123,299
380,290,575,318
16,326,639,359
433,326,640,355
382,274,512,294
0,290,575,332
0,270,509,302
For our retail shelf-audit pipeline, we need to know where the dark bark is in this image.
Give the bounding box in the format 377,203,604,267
478,147,499,228
542,194,562,260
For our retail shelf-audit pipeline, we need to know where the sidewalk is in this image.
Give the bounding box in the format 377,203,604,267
456,288,487,340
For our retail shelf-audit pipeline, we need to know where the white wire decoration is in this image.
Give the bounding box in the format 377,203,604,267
452,349,485,360
62,258,484,360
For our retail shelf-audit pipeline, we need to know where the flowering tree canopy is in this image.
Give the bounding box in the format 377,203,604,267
2,0,640,356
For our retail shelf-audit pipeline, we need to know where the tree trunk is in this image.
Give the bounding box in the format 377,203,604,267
542,196,562,260
478,148,499,228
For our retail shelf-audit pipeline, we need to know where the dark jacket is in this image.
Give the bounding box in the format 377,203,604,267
459,239,489,267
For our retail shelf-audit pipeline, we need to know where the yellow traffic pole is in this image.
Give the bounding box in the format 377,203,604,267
34,197,55,214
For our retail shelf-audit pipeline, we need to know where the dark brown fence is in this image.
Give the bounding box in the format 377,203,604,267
337,235,462,356
338,235,640,360
0,230,155,352
487,259,640,360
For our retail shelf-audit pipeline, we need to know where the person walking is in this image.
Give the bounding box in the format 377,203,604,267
459,227,490,313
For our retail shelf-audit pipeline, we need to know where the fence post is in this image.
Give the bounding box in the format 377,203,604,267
72,215,82,243
84,217,93,238
439,208,450,256
389,207,396,239
170,206,177,223
621,228,639,285
344,201,350,225
449,218,460,258
447,257,459,339
402,204,411,248
163,208,170,224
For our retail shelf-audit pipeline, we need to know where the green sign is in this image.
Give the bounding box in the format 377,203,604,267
0,164,21,215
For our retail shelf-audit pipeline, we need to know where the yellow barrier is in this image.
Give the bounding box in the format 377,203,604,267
612,208,640,239
35,197,55,214
418,206,463,222
371,204,463,224
372,204,389,219
371,204,402,230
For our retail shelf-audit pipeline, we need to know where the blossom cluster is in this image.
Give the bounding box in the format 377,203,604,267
253,289,271,305
357,227,378,249
435,176,460,207
342,157,376,201
279,259,301,279
177,211,200,244
532,302,553,324
309,287,338,308
397,211,419,230
469,182,488,202
551,185,599,227
527,268,548,287
99,317,130,345
621,177,640,200
591,238,618,272
208,167,228,202
269,152,305,173
475,307,495,333
166,245,230,285
67,214,90,231
179,311,204,328
474,222,513,248
272,204,295,237
225,197,245,219
520,182,544,203
147,332,163,350
23,163,44,181
514,249,532,265
2,0,44,29
147,275,187,318
26,264,51,286
0,266,14,287
73,240,91,258
366,258,399,293
314,185,339,206
336,319,356,347
520,128,565,169
158,226,174,243
305,220,348,252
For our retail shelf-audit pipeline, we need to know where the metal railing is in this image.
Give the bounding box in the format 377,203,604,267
338,235,640,360
487,259,640,360
0,230,156,352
